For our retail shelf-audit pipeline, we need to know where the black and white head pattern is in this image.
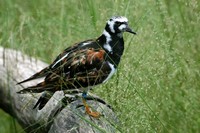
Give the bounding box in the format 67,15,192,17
106,16,129,34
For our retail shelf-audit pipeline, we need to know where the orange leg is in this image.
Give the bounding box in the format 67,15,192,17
82,98,100,118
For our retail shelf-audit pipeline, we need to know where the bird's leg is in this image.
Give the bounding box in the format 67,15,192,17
82,92,100,118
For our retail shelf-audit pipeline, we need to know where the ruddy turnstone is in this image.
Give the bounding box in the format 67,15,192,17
17,16,136,118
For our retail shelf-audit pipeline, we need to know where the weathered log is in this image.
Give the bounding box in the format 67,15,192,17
0,47,120,133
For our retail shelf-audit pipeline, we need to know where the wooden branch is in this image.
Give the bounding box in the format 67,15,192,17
0,47,120,133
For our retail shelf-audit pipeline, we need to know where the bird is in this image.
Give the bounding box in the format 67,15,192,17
17,16,136,118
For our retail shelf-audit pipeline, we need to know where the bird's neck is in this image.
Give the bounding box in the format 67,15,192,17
97,29,124,50
97,30,124,67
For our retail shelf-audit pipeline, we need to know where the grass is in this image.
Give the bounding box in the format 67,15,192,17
0,0,200,132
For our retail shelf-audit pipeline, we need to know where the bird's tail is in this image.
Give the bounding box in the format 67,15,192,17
17,81,54,94
17,81,56,110
17,67,50,84
33,91,54,110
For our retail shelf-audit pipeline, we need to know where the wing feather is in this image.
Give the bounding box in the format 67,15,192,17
17,39,112,91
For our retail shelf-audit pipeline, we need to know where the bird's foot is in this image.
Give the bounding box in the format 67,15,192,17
82,98,100,118
85,104,100,118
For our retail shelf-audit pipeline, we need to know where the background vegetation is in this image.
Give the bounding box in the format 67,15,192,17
0,0,200,132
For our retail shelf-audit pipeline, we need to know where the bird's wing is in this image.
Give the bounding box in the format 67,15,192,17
44,47,110,87
17,40,93,84
17,46,112,93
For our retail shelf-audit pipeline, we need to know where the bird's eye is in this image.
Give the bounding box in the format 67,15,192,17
116,22,121,26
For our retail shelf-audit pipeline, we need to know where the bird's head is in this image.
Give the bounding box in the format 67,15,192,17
105,16,136,35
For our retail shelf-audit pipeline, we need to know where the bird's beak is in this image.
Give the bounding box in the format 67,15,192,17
125,26,136,35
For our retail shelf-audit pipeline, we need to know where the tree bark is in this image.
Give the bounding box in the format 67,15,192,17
0,47,120,133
